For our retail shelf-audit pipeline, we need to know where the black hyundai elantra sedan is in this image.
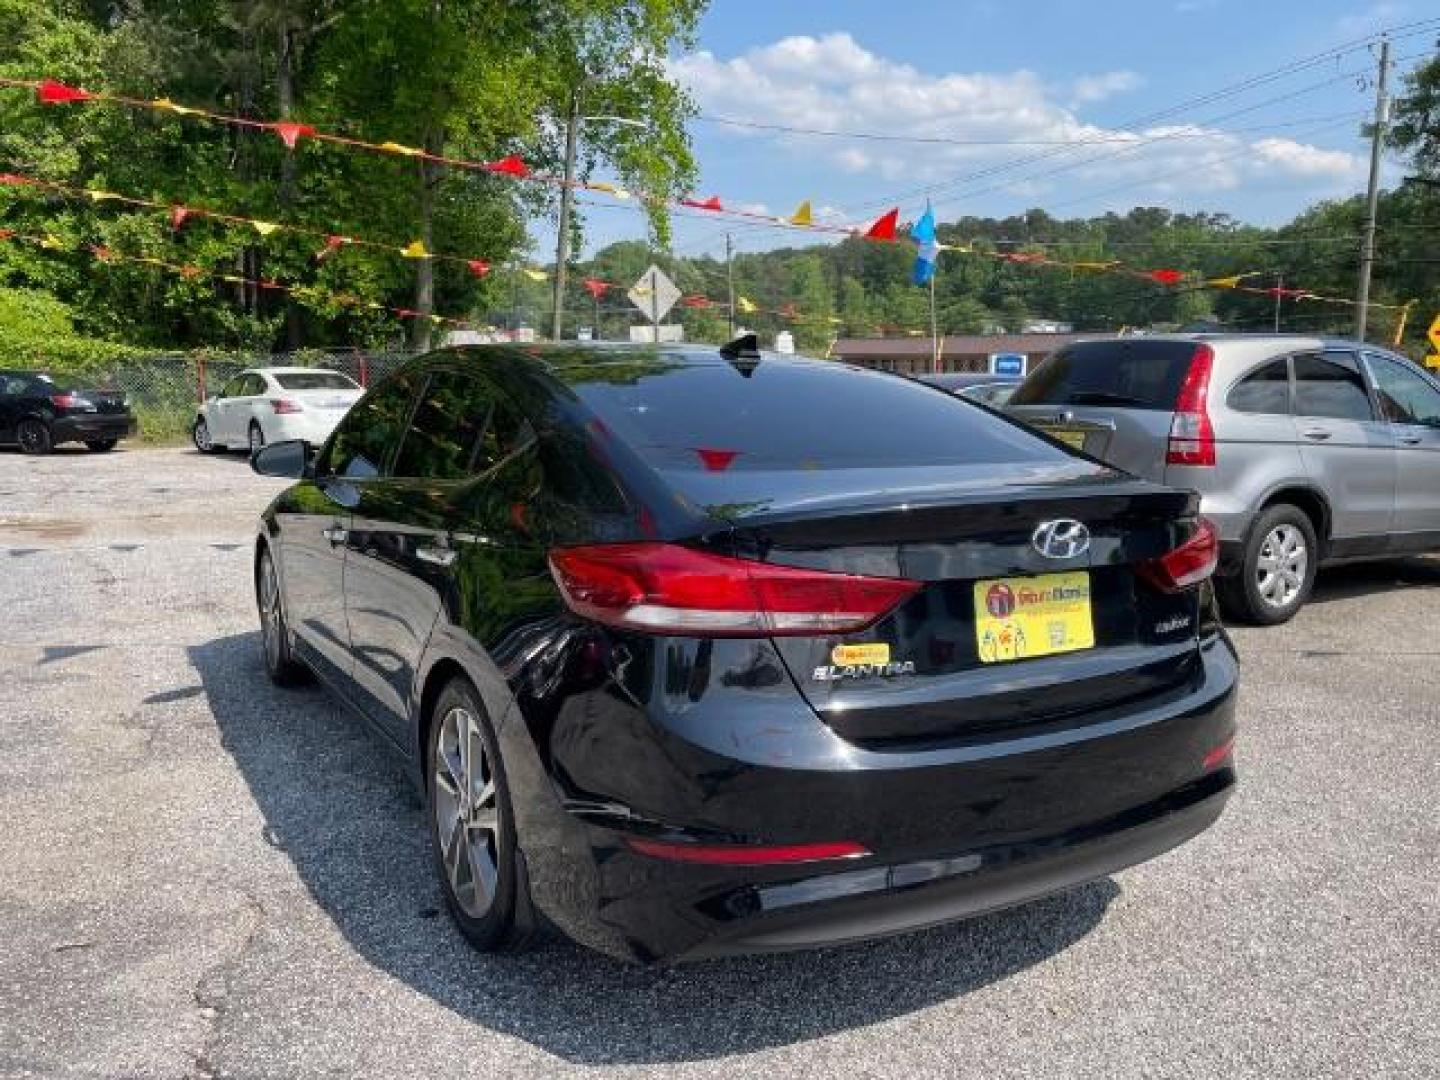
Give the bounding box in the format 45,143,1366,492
250,338,1238,963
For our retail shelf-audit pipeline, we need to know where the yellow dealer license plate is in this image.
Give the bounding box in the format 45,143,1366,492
974,571,1095,664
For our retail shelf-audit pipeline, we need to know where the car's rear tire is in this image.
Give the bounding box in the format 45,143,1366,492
248,421,265,457
192,417,218,454
426,677,534,954
256,545,309,687
1219,503,1317,626
17,418,53,456
85,439,119,452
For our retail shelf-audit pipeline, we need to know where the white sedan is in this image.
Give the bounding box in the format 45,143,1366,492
192,367,364,455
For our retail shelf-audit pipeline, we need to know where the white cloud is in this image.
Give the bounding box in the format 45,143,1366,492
670,32,1364,217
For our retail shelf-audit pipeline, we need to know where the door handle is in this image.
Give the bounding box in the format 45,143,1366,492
1398,434,1423,446
416,543,457,568
1301,428,1333,440
322,524,348,547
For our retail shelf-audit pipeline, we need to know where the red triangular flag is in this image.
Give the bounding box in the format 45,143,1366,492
0,174,35,186
681,295,711,308
315,234,351,260
466,259,492,278
36,79,94,105
681,195,724,211
170,205,191,231
865,207,899,241
486,154,529,178
272,121,316,150
0,229,15,240
1149,268,1184,285
582,277,608,298
695,448,739,472
89,244,113,261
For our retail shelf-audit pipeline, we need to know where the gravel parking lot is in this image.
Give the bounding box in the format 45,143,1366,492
1,445,1436,1079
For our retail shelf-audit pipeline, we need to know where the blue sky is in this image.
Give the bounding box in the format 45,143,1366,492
571,0,1433,259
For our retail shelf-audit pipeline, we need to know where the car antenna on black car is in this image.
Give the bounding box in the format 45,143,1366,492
719,332,761,377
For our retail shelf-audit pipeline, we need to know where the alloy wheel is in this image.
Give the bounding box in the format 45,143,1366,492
249,424,264,455
18,420,50,455
193,419,212,452
1256,524,1307,610
258,552,283,670
432,706,501,919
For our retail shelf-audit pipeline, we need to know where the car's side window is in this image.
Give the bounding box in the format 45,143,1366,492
391,368,533,481
1293,351,1374,422
242,374,267,397
218,376,245,399
1367,355,1440,428
1228,357,1291,415
321,370,420,480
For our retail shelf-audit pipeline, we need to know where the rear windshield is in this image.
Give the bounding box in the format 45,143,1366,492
570,358,1067,471
272,371,358,391
1010,340,1199,410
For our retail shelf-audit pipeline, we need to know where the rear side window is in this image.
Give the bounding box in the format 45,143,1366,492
1228,357,1291,415
571,359,1066,470
391,369,533,481
273,372,358,391
1293,352,1373,421
324,370,420,479
1010,341,1199,410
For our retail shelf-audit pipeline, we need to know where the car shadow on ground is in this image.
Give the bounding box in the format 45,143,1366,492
1307,556,1440,607
191,631,1117,1065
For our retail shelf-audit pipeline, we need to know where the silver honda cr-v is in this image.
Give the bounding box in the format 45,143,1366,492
1007,334,1440,625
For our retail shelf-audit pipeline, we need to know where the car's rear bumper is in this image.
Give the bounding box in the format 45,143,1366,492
52,414,137,443
511,633,1239,963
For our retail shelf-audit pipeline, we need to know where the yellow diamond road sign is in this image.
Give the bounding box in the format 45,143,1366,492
1427,313,1440,370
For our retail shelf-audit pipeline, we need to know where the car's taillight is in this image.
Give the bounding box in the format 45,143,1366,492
548,542,920,637
623,837,870,865
270,398,303,414
50,393,94,412
1138,518,1219,592
1166,343,1216,467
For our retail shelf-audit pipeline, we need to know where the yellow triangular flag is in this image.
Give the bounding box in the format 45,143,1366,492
788,200,813,227
39,234,66,250
522,269,547,282
400,240,430,259
1206,274,1246,289
379,141,423,157
251,220,280,237
153,97,199,116
86,189,119,202
737,296,757,314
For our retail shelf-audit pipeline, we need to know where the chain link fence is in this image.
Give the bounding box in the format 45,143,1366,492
86,350,414,440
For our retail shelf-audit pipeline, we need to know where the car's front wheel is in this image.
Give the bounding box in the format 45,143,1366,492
1219,503,1317,625
192,417,218,454
256,545,308,686
16,418,52,456
427,677,533,954
248,421,265,457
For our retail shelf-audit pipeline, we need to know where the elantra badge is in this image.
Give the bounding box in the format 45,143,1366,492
1032,519,1090,560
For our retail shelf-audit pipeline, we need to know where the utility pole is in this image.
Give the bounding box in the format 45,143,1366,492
929,275,940,373
725,232,736,337
1355,36,1392,343
551,87,581,343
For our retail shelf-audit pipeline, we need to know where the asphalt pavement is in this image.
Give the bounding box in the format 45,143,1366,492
0,445,1435,1079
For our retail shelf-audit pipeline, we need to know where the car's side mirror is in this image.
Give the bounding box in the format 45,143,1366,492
251,439,314,478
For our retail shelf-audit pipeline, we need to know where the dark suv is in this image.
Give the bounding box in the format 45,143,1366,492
251,342,1238,963
0,369,136,454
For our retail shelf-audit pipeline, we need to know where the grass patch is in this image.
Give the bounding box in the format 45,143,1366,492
132,404,195,446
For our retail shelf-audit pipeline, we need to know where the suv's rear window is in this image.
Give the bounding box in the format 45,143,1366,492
1010,340,1199,410
272,371,358,391
571,358,1066,470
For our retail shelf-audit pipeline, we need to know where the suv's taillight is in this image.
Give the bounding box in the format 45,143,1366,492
50,393,95,412
270,398,304,414
1166,344,1216,467
548,542,920,637
1137,518,1219,592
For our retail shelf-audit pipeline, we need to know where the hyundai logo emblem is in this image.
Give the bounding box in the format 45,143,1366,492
1032,519,1091,560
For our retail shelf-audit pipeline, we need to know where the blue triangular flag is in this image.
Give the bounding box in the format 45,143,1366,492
911,203,938,285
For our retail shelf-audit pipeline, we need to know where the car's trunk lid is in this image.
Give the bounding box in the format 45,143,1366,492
722,472,1204,746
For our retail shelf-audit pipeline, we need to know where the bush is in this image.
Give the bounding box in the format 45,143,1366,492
0,287,146,373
